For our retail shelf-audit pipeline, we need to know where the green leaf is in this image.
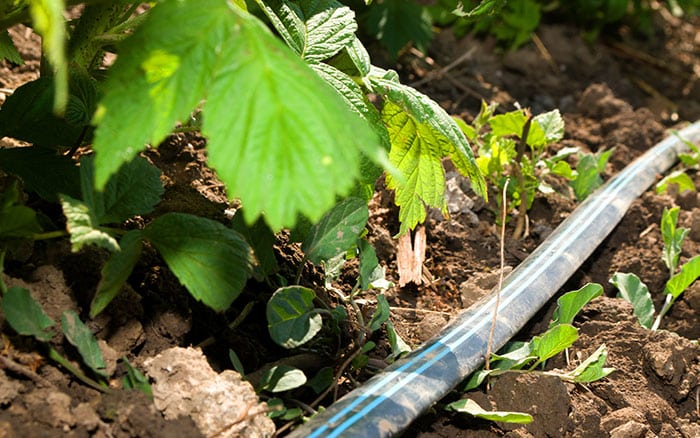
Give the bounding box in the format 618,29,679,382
610,272,655,329
306,366,333,394
571,151,609,201
1,287,55,342
94,1,378,231
0,146,80,202
368,293,391,332
61,310,107,377
490,111,526,138
446,399,533,424
386,320,411,360
0,181,41,240
661,207,687,273
90,230,143,318
533,109,565,143
550,283,603,328
370,76,486,234
0,77,85,147
143,213,253,311
365,0,432,57
656,170,696,195
665,255,700,299
228,349,245,376
302,197,368,264
569,344,615,383
60,194,120,253
231,212,279,280
0,30,22,64
358,238,379,290
530,324,578,366
28,0,67,112
81,155,164,224
259,365,307,392
267,286,322,348
121,358,153,397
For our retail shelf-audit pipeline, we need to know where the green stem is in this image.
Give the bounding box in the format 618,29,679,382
651,295,674,331
33,230,68,241
48,347,110,393
0,248,7,296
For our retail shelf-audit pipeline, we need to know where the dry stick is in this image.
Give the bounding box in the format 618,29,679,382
410,47,477,88
512,112,533,240
485,178,510,371
530,32,558,74
0,354,55,389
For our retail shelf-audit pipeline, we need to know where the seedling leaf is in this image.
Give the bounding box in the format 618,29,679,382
122,358,153,398
550,283,603,328
143,213,253,311
91,230,143,318
665,255,700,299
259,365,307,392
1,287,55,342
533,109,565,143
61,310,108,377
610,272,655,329
267,286,322,348
661,207,687,273
302,197,369,264
60,194,120,253
386,320,411,360
530,324,578,366
656,170,695,195
0,30,22,64
446,398,533,424
94,1,377,231
368,293,390,332
570,344,615,383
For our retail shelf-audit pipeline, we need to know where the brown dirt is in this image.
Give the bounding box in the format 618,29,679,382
1,7,700,438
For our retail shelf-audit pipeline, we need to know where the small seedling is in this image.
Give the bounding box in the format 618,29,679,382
656,132,699,196
611,207,700,330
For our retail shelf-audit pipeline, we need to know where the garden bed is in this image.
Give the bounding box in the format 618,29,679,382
1,6,699,438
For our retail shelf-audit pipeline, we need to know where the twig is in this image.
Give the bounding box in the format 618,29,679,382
512,112,532,240
0,354,55,388
485,179,510,371
389,306,452,316
530,32,558,74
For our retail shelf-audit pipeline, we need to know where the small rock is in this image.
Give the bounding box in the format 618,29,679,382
98,340,119,377
72,402,101,432
27,389,75,428
676,189,698,210
601,407,646,432
610,421,648,438
689,209,700,242
685,282,700,313
0,369,24,405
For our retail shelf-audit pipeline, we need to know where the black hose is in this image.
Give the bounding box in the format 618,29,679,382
290,122,700,438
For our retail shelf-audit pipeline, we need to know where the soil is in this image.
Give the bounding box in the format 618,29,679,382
1,7,700,438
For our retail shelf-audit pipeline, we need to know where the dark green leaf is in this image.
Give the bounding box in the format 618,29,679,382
228,349,245,376
306,367,333,394
358,238,379,290
1,287,55,342
143,213,254,311
365,0,432,57
610,272,655,329
90,230,143,318
0,146,80,202
121,358,153,397
61,310,108,377
0,30,22,64
302,197,369,264
550,283,603,328
267,286,322,348
367,293,390,332
231,212,279,280
0,181,41,239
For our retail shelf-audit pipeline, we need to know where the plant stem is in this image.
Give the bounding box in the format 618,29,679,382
0,248,7,296
512,112,532,240
47,347,109,393
485,178,510,371
32,230,68,241
651,295,674,331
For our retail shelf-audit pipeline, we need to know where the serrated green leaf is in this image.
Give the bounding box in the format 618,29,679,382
665,255,700,299
533,109,565,143
1,287,55,342
91,230,143,318
122,358,152,397
368,293,390,332
0,146,80,202
259,365,307,392
60,194,120,253
0,30,22,64
446,399,533,424
550,283,603,328
570,344,615,383
61,310,107,377
267,286,322,349
302,197,369,264
28,0,67,112
530,324,578,366
95,1,379,231
0,77,85,147
610,272,655,329
656,170,696,195
81,155,163,225
143,212,253,311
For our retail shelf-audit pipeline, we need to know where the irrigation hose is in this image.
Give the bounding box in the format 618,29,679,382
289,121,700,438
